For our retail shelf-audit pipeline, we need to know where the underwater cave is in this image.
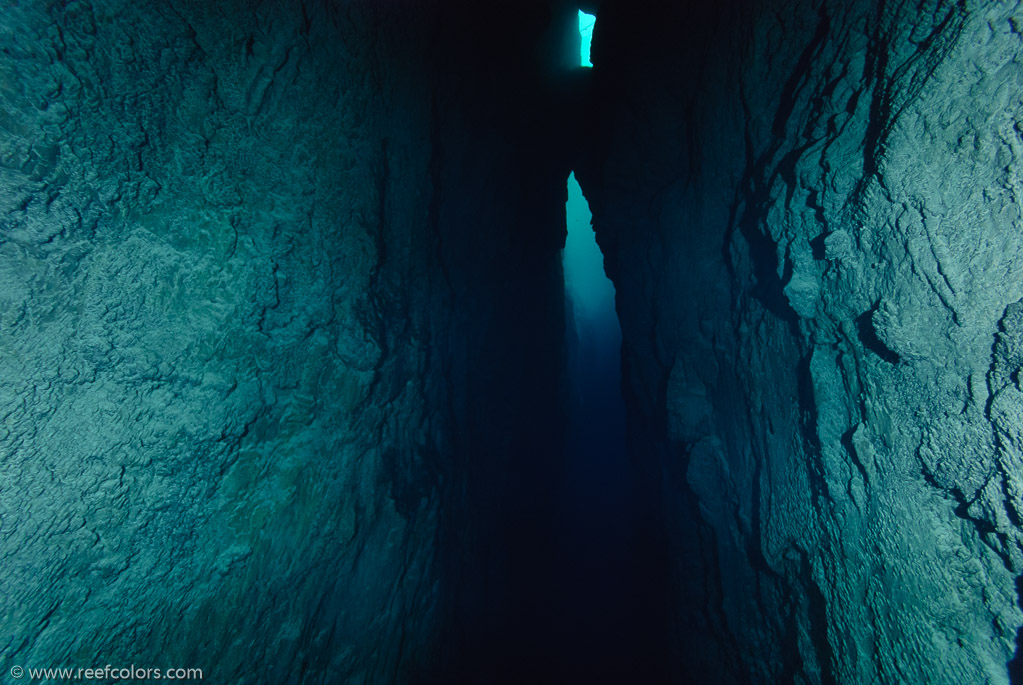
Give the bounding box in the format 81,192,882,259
2,0,1023,683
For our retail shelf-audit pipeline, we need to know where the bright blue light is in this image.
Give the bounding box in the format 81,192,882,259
578,10,595,67
564,172,616,334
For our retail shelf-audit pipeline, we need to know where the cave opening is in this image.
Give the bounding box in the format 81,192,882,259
558,168,628,630
577,10,595,67
562,170,623,458
536,171,670,684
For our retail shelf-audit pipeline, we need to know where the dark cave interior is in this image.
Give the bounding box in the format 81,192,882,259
2,1,1023,684
422,3,674,681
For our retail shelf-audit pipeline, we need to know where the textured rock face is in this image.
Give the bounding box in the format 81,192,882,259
580,0,1023,682
0,1,569,682
0,1,441,680
13,0,1020,681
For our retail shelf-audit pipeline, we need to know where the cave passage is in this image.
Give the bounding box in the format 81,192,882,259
561,172,625,524
538,172,667,682
560,170,626,568
6,1,1022,684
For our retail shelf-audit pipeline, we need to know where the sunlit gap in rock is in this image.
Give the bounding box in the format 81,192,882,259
561,170,625,493
563,171,620,381
578,10,595,67
554,171,632,672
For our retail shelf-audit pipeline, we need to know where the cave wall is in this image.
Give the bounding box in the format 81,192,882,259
0,1,442,680
0,1,570,682
580,0,1023,682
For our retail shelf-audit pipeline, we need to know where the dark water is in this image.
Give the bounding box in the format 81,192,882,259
444,175,671,685
540,175,670,683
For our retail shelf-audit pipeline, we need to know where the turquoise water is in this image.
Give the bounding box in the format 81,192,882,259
578,10,595,67
563,172,614,333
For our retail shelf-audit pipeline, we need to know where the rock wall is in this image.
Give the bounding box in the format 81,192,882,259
579,0,1023,682
0,1,570,682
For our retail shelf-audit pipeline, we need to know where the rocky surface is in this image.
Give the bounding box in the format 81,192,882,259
580,0,1023,682
0,1,574,682
0,1,445,680
10,0,1016,681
